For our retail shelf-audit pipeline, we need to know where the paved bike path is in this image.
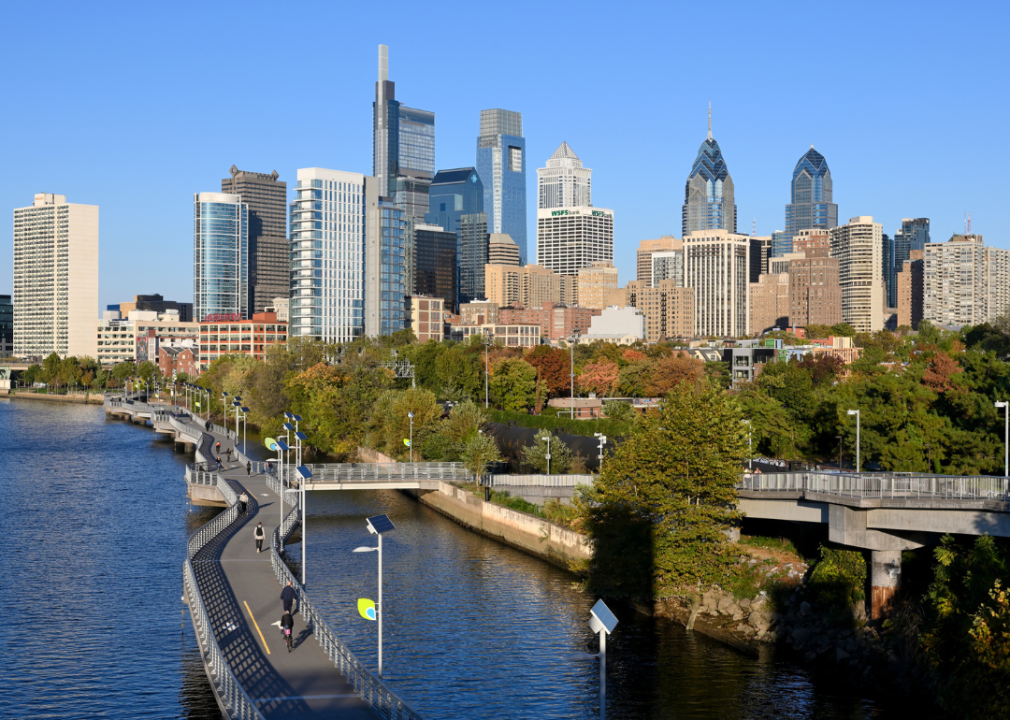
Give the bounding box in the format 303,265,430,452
195,432,376,719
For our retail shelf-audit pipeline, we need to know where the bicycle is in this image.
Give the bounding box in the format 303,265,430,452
284,626,293,652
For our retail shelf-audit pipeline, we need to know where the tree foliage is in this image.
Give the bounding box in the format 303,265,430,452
490,358,537,411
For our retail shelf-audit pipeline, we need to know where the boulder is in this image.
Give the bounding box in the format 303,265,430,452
717,595,734,615
800,601,812,617
739,598,752,610
792,627,812,645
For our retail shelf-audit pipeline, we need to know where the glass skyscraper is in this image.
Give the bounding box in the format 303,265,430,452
891,218,930,308
682,113,736,236
373,45,435,219
288,168,373,344
194,192,248,322
425,168,484,308
784,146,837,240
477,109,527,264
365,198,405,337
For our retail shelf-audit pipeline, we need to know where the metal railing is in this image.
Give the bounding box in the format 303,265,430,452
183,476,264,720
738,471,1008,501
488,473,594,488
302,462,472,483
267,491,423,719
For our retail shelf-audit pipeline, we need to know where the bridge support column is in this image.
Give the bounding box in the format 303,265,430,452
870,550,901,620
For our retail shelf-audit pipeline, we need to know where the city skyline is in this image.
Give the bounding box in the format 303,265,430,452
1,3,1006,311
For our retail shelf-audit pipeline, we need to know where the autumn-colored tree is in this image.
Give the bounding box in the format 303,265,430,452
645,353,703,396
622,349,646,363
578,360,619,396
525,345,571,396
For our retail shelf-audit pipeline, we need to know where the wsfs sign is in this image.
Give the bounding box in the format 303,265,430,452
203,313,242,323
550,210,569,217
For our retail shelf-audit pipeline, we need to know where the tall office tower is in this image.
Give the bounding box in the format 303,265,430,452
194,193,248,322
222,166,288,314
684,229,750,337
682,110,737,236
289,168,376,343
488,233,520,266
770,231,792,258
881,232,895,308
893,218,930,305
365,197,405,337
425,168,484,307
788,247,842,329
783,146,837,243
372,45,436,218
897,250,925,330
577,261,619,309
537,142,591,209
413,224,457,311
637,237,681,286
477,109,528,264
536,207,614,277
749,236,772,282
13,193,99,359
829,216,884,333
458,213,489,306
0,294,11,356
651,250,684,287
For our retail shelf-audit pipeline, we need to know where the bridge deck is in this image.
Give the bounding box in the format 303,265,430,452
193,429,375,719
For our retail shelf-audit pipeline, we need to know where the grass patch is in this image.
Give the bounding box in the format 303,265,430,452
489,409,635,438
739,534,801,557
458,482,579,530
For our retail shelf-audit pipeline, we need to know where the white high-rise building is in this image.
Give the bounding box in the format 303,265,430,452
537,142,591,209
684,229,750,337
13,193,99,359
536,207,614,278
289,168,379,344
829,216,884,333
923,234,1010,326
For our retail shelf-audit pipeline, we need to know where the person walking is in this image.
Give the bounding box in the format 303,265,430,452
281,580,298,614
238,491,249,515
246,461,252,476
254,522,265,552
216,456,223,471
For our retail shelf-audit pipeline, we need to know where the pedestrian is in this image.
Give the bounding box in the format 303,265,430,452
216,456,222,470
246,461,252,476
281,580,297,613
254,522,265,552
239,491,249,514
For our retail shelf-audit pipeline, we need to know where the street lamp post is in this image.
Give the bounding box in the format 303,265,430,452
353,514,396,677
568,599,619,720
484,334,492,409
743,419,752,472
540,433,552,475
276,439,290,528
847,409,860,472
570,329,581,419
408,411,414,463
996,401,1009,494
296,465,312,585
221,391,229,424
594,433,607,472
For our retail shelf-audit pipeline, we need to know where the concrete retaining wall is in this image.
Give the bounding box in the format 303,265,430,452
495,485,576,505
6,392,104,405
408,481,592,571
358,446,397,464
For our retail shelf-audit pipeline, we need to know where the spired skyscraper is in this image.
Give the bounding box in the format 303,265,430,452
477,109,527,264
784,146,837,239
683,108,737,236
372,44,435,219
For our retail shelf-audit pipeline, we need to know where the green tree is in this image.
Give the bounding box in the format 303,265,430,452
521,431,572,474
603,400,635,424
462,432,502,476
367,387,442,459
490,357,537,411
576,383,745,602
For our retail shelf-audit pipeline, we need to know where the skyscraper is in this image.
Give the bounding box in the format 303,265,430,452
459,213,489,306
637,237,680,287
413,224,457,310
222,166,288,314
477,109,528,264
372,44,435,219
829,216,884,333
0,294,12,356
536,207,614,278
784,146,837,238
684,229,749,337
683,109,737,236
425,168,485,307
881,232,895,309
892,218,930,307
13,193,99,358
194,192,248,322
537,142,591,209
288,168,376,344
364,198,405,337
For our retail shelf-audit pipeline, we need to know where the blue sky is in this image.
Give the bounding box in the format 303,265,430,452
1,0,1006,312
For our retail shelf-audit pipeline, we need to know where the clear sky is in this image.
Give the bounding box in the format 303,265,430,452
1,0,1007,312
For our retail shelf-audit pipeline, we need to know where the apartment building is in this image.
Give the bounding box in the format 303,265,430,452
684,229,750,337
830,217,884,333
576,261,619,309
636,280,694,342
497,303,600,341
405,296,445,343
897,249,924,330
484,264,576,309
923,234,1010,326
789,246,842,328
749,273,790,335
636,237,681,286
199,312,287,372
450,323,541,348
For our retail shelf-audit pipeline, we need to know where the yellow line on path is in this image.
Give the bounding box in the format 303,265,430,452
244,600,271,655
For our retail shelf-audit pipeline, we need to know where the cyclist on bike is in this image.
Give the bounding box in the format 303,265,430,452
280,608,295,651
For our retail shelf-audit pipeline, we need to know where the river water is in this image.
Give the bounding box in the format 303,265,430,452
0,400,900,719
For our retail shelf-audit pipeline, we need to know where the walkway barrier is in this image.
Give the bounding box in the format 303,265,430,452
488,474,593,488
265,476,424,720
302,462,472,483
739,471,1007,501
183,475,265,720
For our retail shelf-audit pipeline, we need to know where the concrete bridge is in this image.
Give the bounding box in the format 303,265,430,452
105,395,425,719
739,470,1010,617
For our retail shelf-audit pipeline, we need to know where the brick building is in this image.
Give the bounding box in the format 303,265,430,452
199,311,287,372
788,246,842,328
749,273,790,335
159,346,198,377
497,302,600,341
897,249,925,329
406,296,445,343
635,280,695,342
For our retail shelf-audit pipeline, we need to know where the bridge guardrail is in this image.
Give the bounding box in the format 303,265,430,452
739,471,1008,501
266,477,423,719
184,475,264,720
302,462,472,483
489,474,594,488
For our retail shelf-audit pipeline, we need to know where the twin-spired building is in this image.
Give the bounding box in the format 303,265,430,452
13,193,99,358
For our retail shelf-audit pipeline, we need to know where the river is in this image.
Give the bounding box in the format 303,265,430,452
0,399,903,719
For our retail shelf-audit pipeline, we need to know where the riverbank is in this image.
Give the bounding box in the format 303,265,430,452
3,391,104,404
